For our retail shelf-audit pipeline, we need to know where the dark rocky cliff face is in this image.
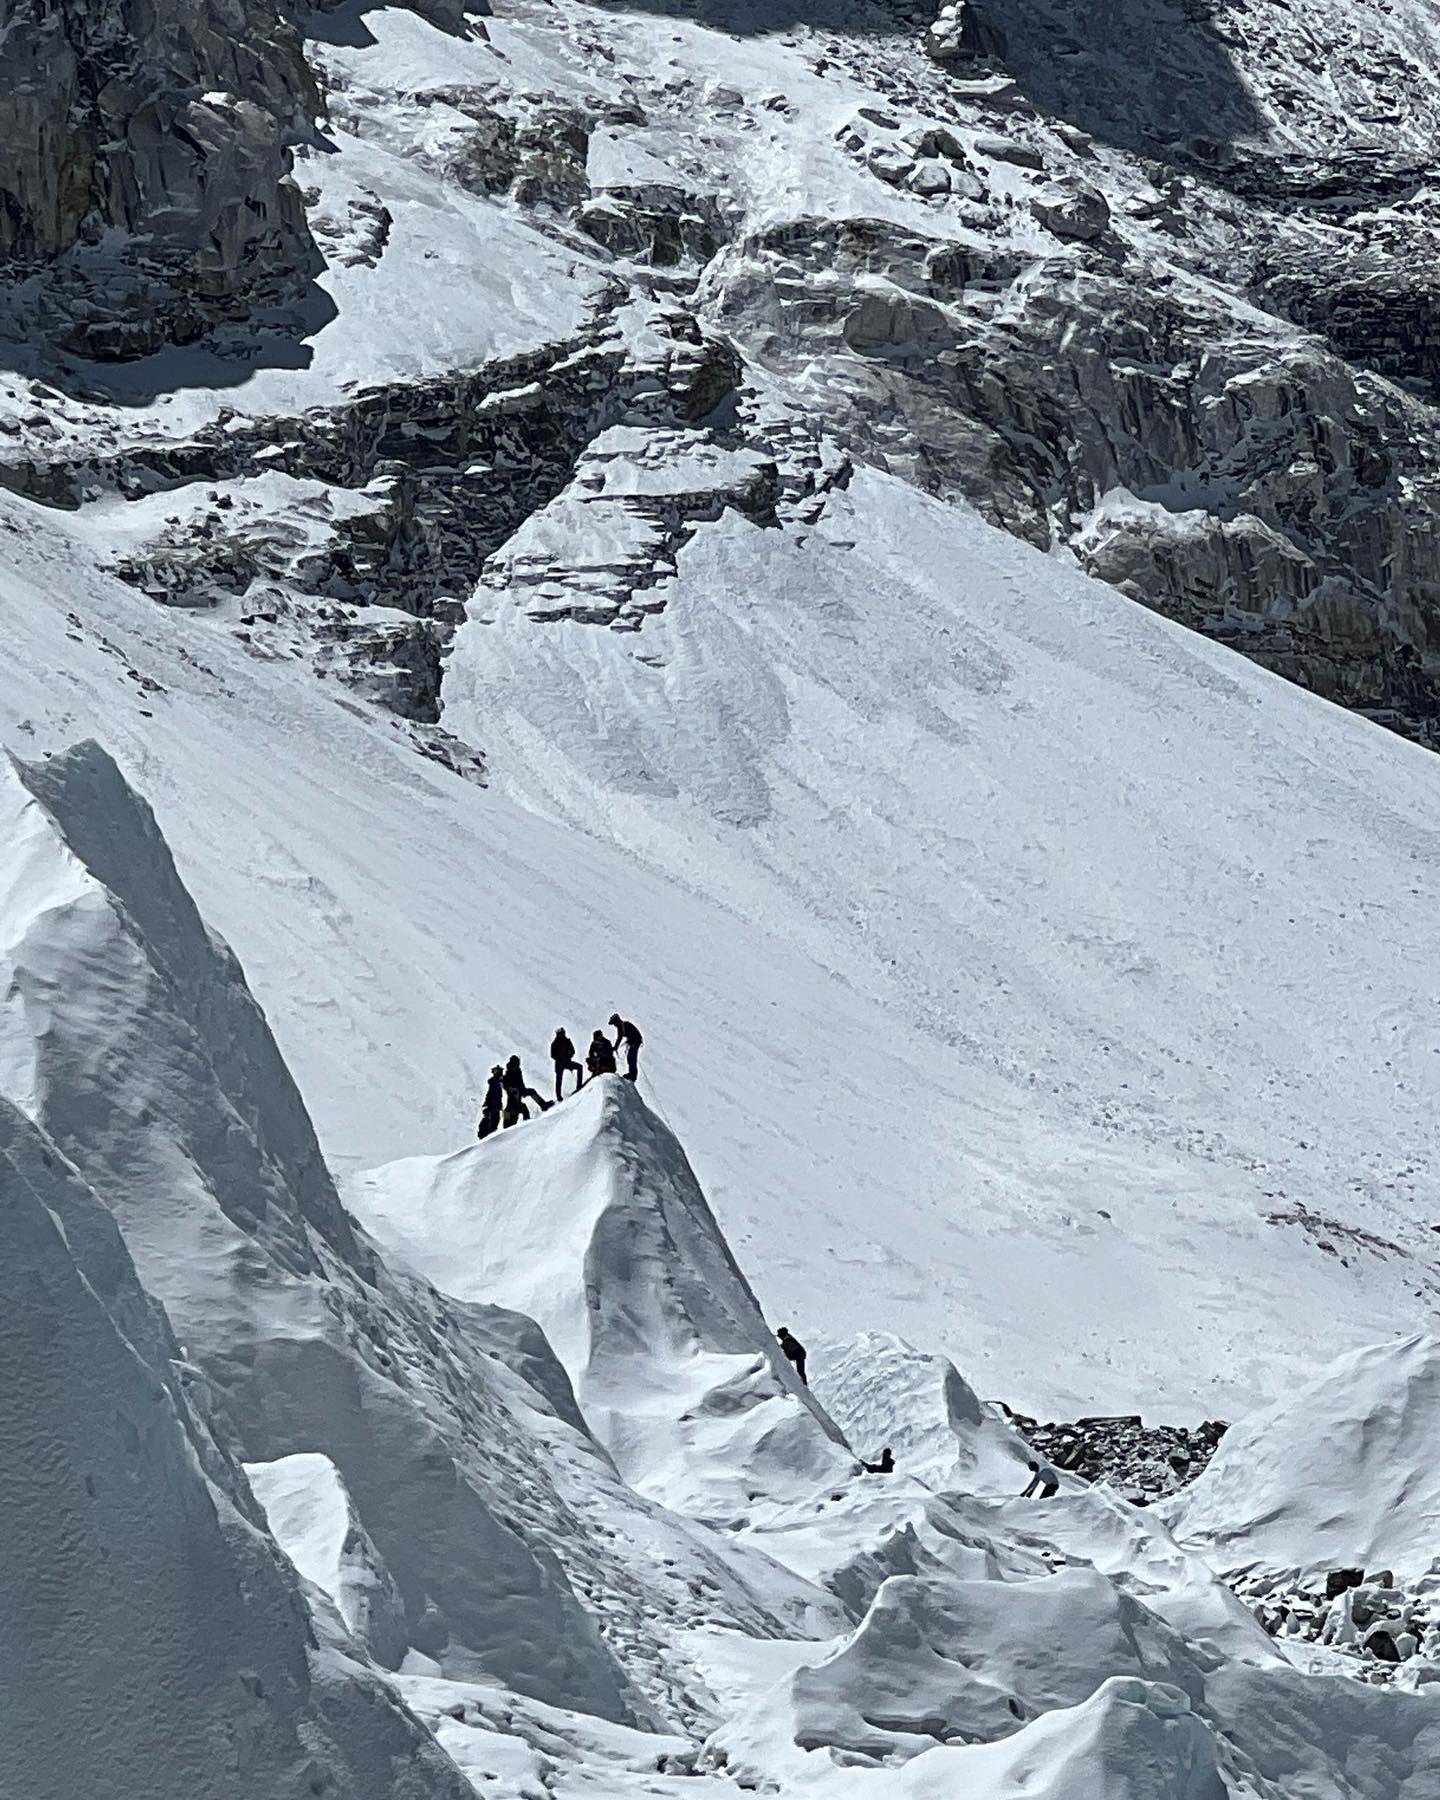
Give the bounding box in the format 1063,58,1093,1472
0,0,322,357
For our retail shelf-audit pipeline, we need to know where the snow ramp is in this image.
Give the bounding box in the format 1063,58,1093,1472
347,1075,855,1519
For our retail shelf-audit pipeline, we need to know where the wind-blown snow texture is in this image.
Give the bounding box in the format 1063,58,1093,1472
7,0,1440,1789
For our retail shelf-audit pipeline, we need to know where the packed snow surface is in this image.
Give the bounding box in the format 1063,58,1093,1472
347,1076,852,1517
1164,1334,1440,1580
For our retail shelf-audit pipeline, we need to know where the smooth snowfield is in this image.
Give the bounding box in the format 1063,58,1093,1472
4,459,1440,1419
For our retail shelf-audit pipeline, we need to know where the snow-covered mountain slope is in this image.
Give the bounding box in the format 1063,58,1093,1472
4,434,1440,1425
7,718,1440,1795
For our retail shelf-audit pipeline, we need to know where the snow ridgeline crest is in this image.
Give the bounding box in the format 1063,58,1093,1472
0,738,840,1773
345,1073,856,1520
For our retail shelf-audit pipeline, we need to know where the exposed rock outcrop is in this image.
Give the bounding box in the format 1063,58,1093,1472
0,0,322,358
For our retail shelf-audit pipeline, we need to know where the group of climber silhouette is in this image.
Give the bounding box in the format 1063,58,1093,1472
477,1014,644,1138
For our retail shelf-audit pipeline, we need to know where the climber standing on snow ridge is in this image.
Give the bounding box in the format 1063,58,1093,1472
550,1027,584,1102
502,1054,550,1128
610,1013,643,1082
477,1064,505,1140
587,1029,618,1079
776,1326,808,1386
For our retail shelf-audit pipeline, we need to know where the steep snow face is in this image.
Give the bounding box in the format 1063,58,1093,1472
0,1097,472,1800
246,1453,411,1667
0,741,637,1719
0,737,363,1300
1163,1335,1440,1580
346,1077,855,1517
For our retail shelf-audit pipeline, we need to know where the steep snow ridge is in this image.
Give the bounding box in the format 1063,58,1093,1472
0,1097,472,1800
347,1076,855,1517
0,739,850,1733
1163,1334,1440,1580
2,738,364,1285
0,740,637,1718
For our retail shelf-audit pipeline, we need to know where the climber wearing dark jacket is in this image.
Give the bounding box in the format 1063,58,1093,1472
610,1013,643,1082
587,1030,618,1078
1021,1458,1060,1499
862,1447,895,1474
477,1065,504,1140
551,1028,584,1102
776,1326,808,1386
501,1054,550,1127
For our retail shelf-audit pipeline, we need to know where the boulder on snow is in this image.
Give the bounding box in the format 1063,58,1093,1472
1031,183,1113,243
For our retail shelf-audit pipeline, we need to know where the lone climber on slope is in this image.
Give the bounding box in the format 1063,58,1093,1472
777,1326,808,1386
1021,1458,1060,1499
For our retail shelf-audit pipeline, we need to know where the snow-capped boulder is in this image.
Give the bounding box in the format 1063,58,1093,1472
785,1566,1211,1760
0,741,635,1718
0,1096,472,1800
1031,182,1113,243
346,1076,854,1518
1163,1335,1440,1581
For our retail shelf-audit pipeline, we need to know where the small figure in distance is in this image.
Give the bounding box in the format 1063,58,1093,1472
610,1013,643,1082
502,1054,551,1128
861,1447,895,1474
587,1029,618,1079
776,1325,808,1386
477,1064,504,1140
550,1027,584,1102
1021,1458,1060,1499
